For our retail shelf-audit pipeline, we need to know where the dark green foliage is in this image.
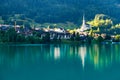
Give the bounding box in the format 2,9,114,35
16,34,26,42
70,32,76,41
71,32,82,41
75,32,80,41
0,28,17,42
0,30,7,42
98,36,104,42
0,0,120,24
105,35,111,40
94,36,104,43
42,33,50,42
26,36,35,43
6,28,17,42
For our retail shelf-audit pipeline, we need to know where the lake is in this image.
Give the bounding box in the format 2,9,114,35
0,43,120,80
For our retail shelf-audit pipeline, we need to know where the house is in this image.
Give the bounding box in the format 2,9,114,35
0,25,13,31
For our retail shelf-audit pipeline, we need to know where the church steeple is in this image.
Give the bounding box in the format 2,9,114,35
80,14,90,32
82,14,85,27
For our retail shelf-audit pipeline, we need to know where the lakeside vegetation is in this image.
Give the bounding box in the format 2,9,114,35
0,28,119,44
0,14,120,44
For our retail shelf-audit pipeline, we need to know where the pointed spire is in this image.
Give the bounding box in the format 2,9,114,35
80,14,86,31
80,14,90,32
82,14,86,25
83,13,85,21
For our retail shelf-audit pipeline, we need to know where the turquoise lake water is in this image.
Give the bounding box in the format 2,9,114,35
0,44,120,80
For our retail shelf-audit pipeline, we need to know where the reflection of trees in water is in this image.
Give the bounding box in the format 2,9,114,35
114,45,120,62
0,44,120,69
0,45,17,66
0,44,51,68
88,44,120,70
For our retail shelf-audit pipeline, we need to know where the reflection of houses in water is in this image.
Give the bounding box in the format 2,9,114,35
78,46,87,68
50,44,70,60
54,47,60,60
50,45,61,60
0,44,120,70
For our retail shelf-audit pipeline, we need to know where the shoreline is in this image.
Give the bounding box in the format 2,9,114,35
0,41,120,45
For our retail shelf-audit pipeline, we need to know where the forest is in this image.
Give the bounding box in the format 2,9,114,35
0,0,120,26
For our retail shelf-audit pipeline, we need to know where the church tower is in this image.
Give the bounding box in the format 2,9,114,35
80,15,90,31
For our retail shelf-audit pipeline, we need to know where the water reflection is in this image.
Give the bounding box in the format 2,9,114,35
0,44,120,70
89,44,120,69
78,46,87,68
54,47,60,60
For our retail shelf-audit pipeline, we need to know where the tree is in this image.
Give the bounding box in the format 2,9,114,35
115,35,120,41
16,34,26,42
43,32,50,42
93,35,104,43
113,23,120,28
87,14,113,27
96,36,104,43
0,30,6,42
75,32,80,41
6,28,17,42
70,31,76,41
89,29,94,37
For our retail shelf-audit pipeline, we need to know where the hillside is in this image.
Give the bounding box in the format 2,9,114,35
0,0,120,25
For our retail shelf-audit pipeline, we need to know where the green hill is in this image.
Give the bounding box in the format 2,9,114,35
0,0,120,25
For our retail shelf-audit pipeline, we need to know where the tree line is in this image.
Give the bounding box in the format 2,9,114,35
0,0,120,24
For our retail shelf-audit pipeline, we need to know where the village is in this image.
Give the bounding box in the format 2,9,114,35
0,15,120,43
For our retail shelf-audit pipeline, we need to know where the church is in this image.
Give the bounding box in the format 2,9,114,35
80,15,90,32
76,15,90,34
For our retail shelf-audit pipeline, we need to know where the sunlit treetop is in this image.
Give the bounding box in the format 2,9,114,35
87,14,113,27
